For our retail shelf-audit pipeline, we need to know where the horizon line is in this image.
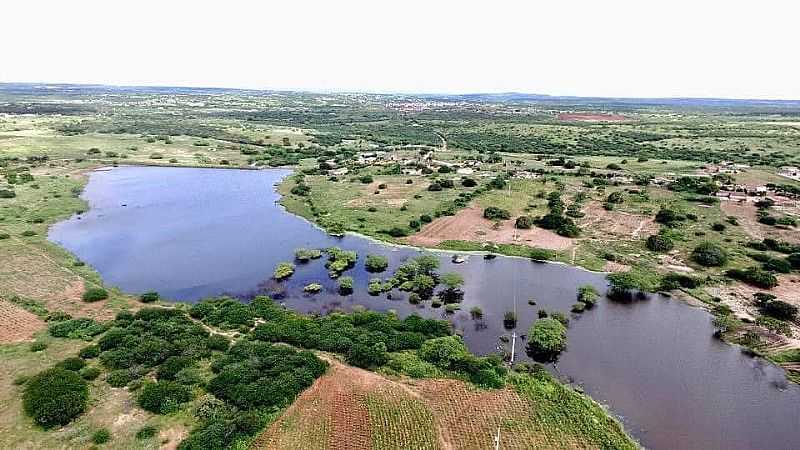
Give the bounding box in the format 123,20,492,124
2,81,800,103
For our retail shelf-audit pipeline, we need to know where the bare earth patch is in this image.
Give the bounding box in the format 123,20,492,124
346,180,427,209
721,201,800,244
602,261,631,273
407,206,574,251
0,300,46,342
578,202,657,240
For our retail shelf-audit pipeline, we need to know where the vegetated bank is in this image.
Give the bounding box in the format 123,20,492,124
9,296,636,450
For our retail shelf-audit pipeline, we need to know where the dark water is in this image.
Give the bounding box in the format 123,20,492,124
50,166,800,450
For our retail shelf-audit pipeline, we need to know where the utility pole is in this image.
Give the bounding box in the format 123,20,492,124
494,426,501,450
510,330,517,364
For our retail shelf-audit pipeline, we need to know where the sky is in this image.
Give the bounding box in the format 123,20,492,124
2,0,799,99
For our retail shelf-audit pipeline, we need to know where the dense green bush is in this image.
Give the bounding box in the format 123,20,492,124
325,247,358,277
56,357,87,372
365,254,389,272
418,336,469,369
483,206,511,220
92,428,112,444
294,247,322,262
49,318,107,340
208,341,326,410
189,297,254,329
82,287,109,302
337,276,354,294
30,341,47,352
726,267,778,289
79,366,102,380
138,381,192,414
762,300,798,321
139,291,160,303
645,234,674,252
273,262,295,280
515,215,534,229
691,242,728,267
526,319,567,363
577,285,599,306
347,340,389,368
135,425,158,440
23,368,89,428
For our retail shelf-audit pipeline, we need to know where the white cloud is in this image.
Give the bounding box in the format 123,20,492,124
1,0,798,99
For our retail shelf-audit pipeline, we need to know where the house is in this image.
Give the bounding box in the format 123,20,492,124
456,167,474,175
330,167,349,176
778,166,800,181
402,168,423,176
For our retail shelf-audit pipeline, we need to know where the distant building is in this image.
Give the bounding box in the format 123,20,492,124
330,167,349,176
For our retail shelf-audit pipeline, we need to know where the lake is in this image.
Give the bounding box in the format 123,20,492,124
49,166,800,450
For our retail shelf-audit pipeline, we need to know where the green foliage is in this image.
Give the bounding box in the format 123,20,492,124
365,254,389,272
514,215,534,229
691,242,728,267
273,262,295,280
325,247,358,277
56,357,87,372
82,287,109,302
138,381,193,414
294,247,322,262
303,283,323,293
139,291,160,303
92,428,112,444
29,341,47,352
577,285,599,306
23,368,89,428
645,234,674,252
207,341,326,410
136,425,158,440
483,206,511,220
348,340,389,368
49,318,107,340
338,276,354,294
726,267,778,289
190,297,255,329
79,366,102,380
761,300,798,321
526,319,568,363
419,336,469,369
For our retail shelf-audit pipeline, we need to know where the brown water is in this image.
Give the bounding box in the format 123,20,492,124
50,166,800,450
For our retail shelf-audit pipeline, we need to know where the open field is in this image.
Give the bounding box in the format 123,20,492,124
254,357,634,450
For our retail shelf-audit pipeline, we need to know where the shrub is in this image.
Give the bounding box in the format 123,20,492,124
726,267,778,289
21,230,37,237
92,428,112,444
655,208,682,225
789,253,800,270
82,287,109,302
79,366,102,380
419,214,433,223
469,306,483,319
646,234,674,252
138,381,192,414
23,368,89,428
418,336,469,369
365,254,389,273
0,233,10,239
526,319,567,363
49,318,106,340
347,341,389,368
462,178,477,187
157,356,195,381
691,242,728,267
30,341,48,352
762,300,798,321
106,369,138,387
294,248,322,262
571,303,586,313
503,311,517,329
483,206,511,220
359,175,374,184
386,227,408,237
303,283,322,293
606,191,624,204
712,223,727,232
56,357,87,372
514,216,533,229
139,291,160,303
135,425,158,440
273,262,295,280
334,276,353,295
577,285,599,306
